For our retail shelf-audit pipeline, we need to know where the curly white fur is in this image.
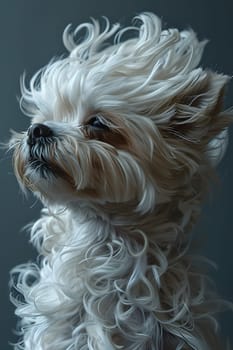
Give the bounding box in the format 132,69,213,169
9,13,232,350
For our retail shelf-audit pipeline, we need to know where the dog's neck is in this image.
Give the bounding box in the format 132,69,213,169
67,197,199,246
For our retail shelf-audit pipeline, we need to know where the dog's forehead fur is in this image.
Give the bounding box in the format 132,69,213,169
21,13,224,124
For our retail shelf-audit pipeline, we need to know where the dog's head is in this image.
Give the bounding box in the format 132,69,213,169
10,13,231,212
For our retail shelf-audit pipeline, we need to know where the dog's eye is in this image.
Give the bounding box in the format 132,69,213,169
88,116,109,131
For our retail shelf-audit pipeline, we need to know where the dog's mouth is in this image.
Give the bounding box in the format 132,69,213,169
26,137,57,177
27,145,74,186
28,156,54,178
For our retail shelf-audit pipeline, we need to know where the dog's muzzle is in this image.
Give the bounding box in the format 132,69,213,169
26,123,55,177
27,123,53,146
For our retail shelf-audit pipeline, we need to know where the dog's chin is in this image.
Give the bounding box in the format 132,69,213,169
24,173,78,208
23,160,101,207
34,178,80,206
18,156,75,205
28,158,54,179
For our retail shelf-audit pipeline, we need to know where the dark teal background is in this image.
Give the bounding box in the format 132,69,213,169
0,0,232,348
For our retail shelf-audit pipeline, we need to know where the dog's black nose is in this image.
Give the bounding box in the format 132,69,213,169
27,123,53,145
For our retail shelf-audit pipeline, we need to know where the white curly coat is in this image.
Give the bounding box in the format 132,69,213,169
9,13,232,350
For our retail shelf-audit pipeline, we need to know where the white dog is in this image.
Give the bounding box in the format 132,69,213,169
9,13,232,350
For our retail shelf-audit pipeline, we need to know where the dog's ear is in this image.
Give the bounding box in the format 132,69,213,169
169,72,230,140
160,71,232,164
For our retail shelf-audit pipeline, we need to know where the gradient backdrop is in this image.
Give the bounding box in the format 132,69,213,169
0,0,232,348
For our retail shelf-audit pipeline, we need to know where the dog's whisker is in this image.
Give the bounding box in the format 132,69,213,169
29,198,40,209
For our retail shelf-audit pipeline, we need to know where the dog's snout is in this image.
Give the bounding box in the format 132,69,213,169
27,123,53,145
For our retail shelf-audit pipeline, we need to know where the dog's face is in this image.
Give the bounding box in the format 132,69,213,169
10,98,161,211
10,13,230,212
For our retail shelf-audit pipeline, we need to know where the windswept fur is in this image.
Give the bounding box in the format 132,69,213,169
9,13,232,350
